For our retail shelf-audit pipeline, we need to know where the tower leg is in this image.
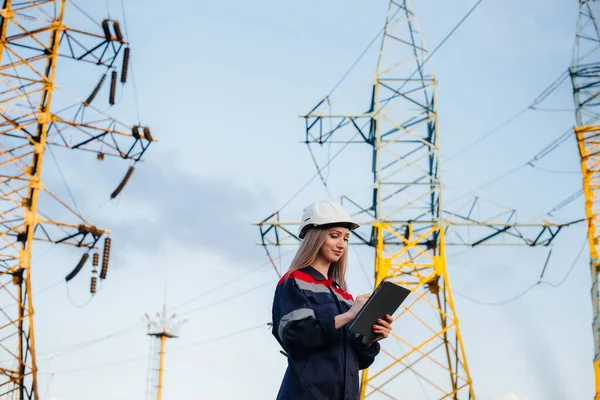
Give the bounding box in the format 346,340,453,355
157,335,166,400
359,224,474,399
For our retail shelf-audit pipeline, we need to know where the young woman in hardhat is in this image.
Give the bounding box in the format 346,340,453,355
271,200,393,400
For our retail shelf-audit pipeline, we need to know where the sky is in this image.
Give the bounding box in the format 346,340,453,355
3,0,593,399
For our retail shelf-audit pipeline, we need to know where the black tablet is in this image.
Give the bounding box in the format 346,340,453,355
348,281,411,340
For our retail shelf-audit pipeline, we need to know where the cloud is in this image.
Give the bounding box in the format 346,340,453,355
96,158,273,265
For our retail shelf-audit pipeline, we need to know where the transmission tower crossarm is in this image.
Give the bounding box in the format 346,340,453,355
254,0,582,396
0,1,156,397
303,112,370,118
256,215,577,247
65,26,129,44
443,210,580,246
46,116,153,160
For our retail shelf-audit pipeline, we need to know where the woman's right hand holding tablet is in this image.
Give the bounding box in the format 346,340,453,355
347,294,370,319
335,293,370,329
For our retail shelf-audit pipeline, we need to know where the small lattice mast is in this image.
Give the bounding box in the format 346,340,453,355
145,305,185,400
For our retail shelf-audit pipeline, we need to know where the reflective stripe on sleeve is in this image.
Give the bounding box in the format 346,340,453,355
278,308,316,340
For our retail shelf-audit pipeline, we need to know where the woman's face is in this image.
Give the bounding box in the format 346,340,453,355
318,227,350,263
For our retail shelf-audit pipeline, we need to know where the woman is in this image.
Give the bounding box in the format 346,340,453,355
271,200,393,400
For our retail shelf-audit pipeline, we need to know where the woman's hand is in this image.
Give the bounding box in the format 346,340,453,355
336,294,371,329
373,314,393,340
362,314,393,346
347,294,370,319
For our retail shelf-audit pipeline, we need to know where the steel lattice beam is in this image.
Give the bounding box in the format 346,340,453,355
256,1,581,398
261,1,477,398
571,1,600,398
0,1,154,398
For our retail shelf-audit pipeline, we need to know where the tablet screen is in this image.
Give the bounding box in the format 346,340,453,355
348,281,411,340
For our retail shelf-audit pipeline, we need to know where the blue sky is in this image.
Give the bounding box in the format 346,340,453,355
16,0,592,399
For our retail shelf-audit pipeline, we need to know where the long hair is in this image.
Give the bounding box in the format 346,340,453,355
288,227,349,291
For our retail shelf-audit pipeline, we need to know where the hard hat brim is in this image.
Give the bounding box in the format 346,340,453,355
298,221,360,239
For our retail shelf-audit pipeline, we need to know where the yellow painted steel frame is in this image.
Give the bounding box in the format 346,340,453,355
0,1,149,398
0,2,66,398
157,335,166,400
255,0,568,397
575,124,600,399
358,222,474,400
357,2,474,396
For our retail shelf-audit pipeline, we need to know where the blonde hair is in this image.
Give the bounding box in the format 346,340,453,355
288,227,349,291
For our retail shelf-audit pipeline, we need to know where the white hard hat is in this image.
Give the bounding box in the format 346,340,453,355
298,200,359,239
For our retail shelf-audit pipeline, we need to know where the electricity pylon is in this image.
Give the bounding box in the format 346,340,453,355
0,1,153,399
570,1,600,398
145,305,185,400
257,1,572,398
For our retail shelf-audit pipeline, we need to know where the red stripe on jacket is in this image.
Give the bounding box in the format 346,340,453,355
278,270,354,301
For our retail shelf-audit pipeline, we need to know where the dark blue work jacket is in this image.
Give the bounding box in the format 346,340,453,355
271,266,380,400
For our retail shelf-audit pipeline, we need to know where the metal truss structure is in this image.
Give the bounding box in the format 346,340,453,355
257,1,574,398
570,1,600,398
0,1,153,398
144,305,185,400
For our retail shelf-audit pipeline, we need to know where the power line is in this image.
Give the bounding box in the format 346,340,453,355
38,256,275,360
531,107,574,113
49,354,146,375
178,279,275,318
352,246,373,290
444,108,529,164
169,323,269,353
1,277,63,310
65,281,94,309
544,188,584,216
423,0,485,68
169,256,274,311
454,283,537,307
443,70,570,164
278,130,361,212
47,145,82,217
529,164,580,175
447,163,526,205
447,126,575,204
325,18,389,98
43,274,274,361
68,1,102,28
375,0,486,117
48,323,268,375
530,127,573,163
119,0,142,124
544,237,587,288
454,237,587,306
306,143,333,199
36,280,63,295
296,0,487,210
39,322,144,361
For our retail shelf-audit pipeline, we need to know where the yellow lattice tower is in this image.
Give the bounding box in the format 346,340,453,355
257,1,570,398
0,1,154,398
574,125,600,398
570,1,600,398
145,305,185,400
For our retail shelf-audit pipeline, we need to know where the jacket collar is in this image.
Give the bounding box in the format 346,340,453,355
301,266,342,289
301,266,327,281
